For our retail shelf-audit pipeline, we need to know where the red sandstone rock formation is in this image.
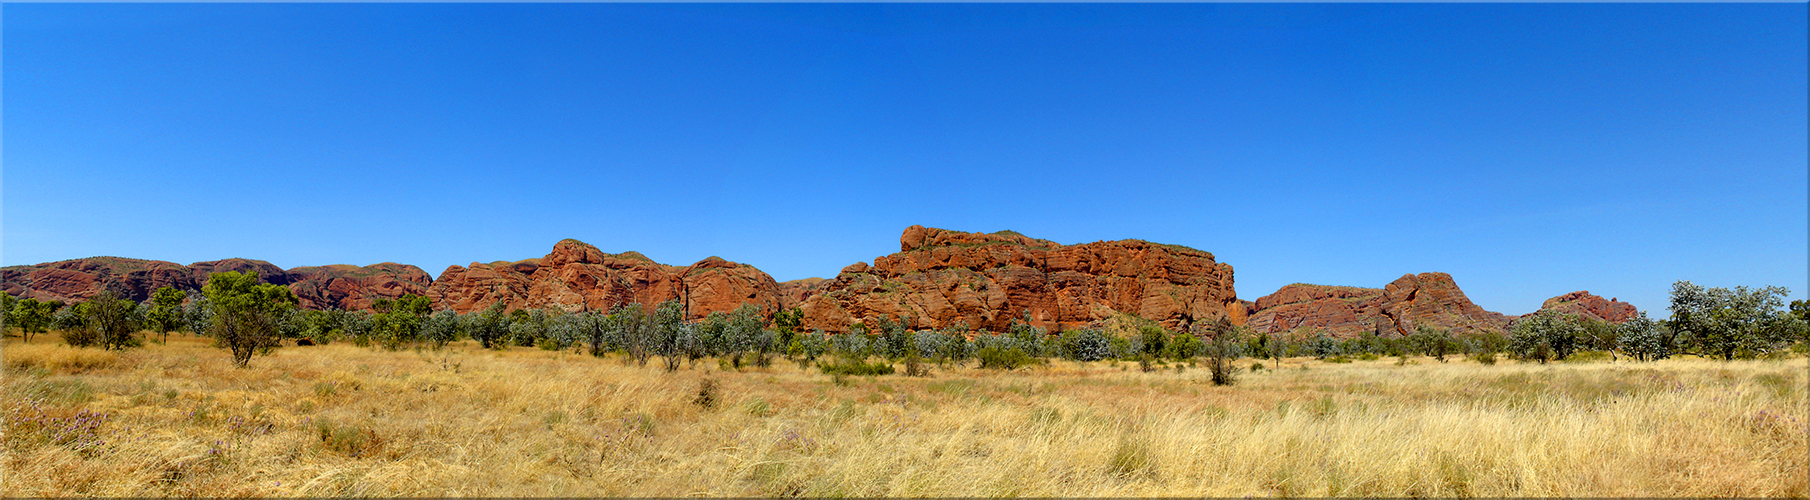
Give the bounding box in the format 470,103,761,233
1,257,429,310
1243,273,1514,338
288,263,434,310
1536,291,1638,323
425,239,785,320
778,277,829,309
2,257,199,302
797,226,1241,333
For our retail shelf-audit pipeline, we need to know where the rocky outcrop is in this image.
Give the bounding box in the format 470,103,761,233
1,257,429,309
1536,291,1637,323
422,262,536,313
188,258,292,286
288,263,434,310
1244,273,1514,338
426,239,786,320
3,257,196,302
796,226,1241,333
778,277,829,309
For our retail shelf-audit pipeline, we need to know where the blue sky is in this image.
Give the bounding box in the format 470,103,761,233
5,3,1805,316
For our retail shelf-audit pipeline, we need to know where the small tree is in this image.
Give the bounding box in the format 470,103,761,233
10,298,57,343
1509,310,1581,363
421,309,463,349
204,271,298,367
84,292,144,350
1669,281,1796,360
145,287,188,345
1201,319,1242,386
613,304,654,366
722,303,764,367
773,306,804,354
1617,311,1667,362
467,302,510,349
1060,328,1112,362
1139,325,1170,359
652,300,686,371
372,294,432,350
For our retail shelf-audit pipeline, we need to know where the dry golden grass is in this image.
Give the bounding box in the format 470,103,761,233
3,333,1805,497
5,343,120,373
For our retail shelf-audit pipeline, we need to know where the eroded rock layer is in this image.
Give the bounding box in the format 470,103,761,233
425,239,786,320
1243,273,1515,338
288,264,433,310
1536,291,1638,323
0,257,429,310
796,225,1242,333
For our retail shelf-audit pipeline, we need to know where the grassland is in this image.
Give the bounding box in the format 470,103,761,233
3,334,1804,497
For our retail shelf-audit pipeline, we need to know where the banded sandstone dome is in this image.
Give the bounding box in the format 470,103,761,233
795,225,1242,333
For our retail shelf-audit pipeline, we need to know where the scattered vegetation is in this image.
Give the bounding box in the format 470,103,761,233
3,276,1807,495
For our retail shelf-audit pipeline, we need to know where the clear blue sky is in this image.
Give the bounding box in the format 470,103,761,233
5,3,1805,317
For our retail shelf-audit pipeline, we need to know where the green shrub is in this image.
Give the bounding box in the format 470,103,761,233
904,353,929,377
977,346,1037,370
1469,351,1498,365
819,359,895,376
1325,355,1353,364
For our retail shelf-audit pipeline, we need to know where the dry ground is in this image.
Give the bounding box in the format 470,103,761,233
3,333,1805,497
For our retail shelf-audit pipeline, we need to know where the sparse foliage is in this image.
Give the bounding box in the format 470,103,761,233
145,287,187,344
203,271,298,367
1668,281,1799,360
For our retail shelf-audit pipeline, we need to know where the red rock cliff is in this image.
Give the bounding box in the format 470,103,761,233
797,226,1241,333
426,239,785,320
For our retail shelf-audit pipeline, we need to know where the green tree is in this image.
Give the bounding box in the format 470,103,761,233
0,293,15,333
1617,311,1667,361
146,287,188,345
1669,281,1797,360
82,292,144,350
1509,310,1581,363
372,294,432,350
1201,318,1242,386
465,302,509,349
773,306,804,354
652,300,687,371
421,309,463,350
9,298,57,343
203,271,298,367
1138,324,1170,359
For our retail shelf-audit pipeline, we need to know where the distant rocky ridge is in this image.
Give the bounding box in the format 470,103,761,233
1240,273,1517,338
1,257,430,311
426,239,785,321
2,226,1639,335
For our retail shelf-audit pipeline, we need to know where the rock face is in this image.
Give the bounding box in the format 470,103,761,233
1243,272,1514,338
425,239,786,320
778,277,829,309
1536,291,1637,323
1,257,431,309
1,257,200,303
6,230,1622,331
796,226,1241,333
288,263,434,310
